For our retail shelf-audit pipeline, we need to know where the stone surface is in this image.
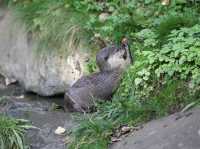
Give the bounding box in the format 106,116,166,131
0,83,76,149
0,8,88,96
111,108,200,149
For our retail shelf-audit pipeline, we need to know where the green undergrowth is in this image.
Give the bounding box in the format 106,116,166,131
69,80,200,149
7,0,91,55
0,115,33,149
68,2,200,148
7,0,200,54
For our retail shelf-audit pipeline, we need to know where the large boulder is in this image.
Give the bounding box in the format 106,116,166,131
111,108,200,149
0,8,89,96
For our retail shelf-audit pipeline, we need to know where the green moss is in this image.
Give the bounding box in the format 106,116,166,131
9,0,92,55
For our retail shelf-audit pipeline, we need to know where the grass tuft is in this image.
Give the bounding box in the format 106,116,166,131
0,115,33,149
156,10,199,40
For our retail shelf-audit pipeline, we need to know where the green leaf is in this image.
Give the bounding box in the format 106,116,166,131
134,78,143,86
13,130,24,149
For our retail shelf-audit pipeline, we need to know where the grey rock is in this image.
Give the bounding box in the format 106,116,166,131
0,74,6,89
0,8,88,96
0,84,76,149
111,108,200,149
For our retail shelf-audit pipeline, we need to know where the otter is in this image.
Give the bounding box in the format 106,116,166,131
64,38,133,112
96,38,133,71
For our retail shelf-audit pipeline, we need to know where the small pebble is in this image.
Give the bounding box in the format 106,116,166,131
121,126,131,133
16,95,25,99
55,126,66,135
111,137,121,142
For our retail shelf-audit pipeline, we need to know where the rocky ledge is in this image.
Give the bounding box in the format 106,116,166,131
111,107,200,149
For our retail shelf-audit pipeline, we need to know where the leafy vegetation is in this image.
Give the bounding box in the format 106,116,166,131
120,24,200,99
67,1,200,148
86,57,98,73
5,0,200,149
70,40,200,147
0,115,32,149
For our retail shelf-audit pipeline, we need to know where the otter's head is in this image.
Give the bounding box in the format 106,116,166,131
96,38,133,72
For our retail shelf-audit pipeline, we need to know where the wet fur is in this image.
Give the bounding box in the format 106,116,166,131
64,42,132,112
